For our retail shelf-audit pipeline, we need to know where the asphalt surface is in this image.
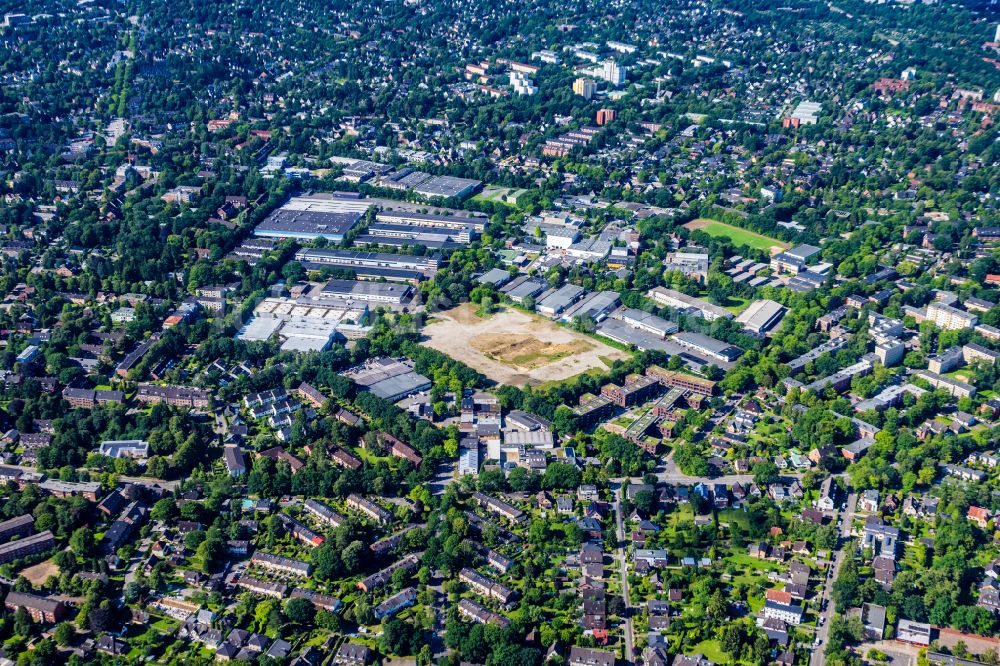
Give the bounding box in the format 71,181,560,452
612,482,636,665
810,490,858,666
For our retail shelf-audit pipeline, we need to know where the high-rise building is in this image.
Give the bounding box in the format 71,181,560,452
573,77,596,100
596,108,616,126
995,23,1000,43
601,60,625,86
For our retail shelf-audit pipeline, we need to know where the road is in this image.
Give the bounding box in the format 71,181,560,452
653,451,803,486
0,463,181,490
810,491,858,666
612,482,636,665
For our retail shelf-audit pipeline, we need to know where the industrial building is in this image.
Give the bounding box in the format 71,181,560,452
411,175,482,199
671,331,743,364
536,284,585,316
295,248,441,283
317,279,412,305
735,299,786,335
237,297,371,350
254,194,370,242
343,357,432,402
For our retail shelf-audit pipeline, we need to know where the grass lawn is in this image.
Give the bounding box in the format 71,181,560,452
693,638,728,663
473,187,530,207
684,219,789,253
721,295,752,315
724,553,783,571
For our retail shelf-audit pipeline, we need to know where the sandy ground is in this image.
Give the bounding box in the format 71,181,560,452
421,304,628,386
20,558,60,586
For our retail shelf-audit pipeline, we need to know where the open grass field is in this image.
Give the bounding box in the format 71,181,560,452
421,304,629,386
473,186,530,207
684,218,789,254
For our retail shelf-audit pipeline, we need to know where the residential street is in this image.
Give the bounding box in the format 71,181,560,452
810,490,858,666
612,482,636,665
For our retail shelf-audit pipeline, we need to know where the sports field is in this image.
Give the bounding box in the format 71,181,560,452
684,218,789,254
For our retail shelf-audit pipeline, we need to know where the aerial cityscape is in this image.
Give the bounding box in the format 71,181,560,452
1,1,1000,666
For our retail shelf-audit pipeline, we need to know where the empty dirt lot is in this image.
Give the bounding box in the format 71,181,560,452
421,304,629,386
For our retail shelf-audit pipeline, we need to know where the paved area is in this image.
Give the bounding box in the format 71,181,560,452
612,482,636,665
811,490,858,666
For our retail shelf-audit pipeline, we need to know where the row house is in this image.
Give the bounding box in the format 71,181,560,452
250,552,311,577
459,568,516,606
346,494,393,525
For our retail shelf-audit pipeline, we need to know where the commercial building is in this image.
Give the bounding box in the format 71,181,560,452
358,221,475,249
375,210,487,232
611,308,678,337
560,291,620,323
647,287,732,321
664,252,710,283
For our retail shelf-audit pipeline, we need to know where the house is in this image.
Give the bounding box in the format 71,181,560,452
817,477,836,511
568,646,616,666
334,642,372,666
858,489,879,513
763,600,802,625
968,506,992,529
